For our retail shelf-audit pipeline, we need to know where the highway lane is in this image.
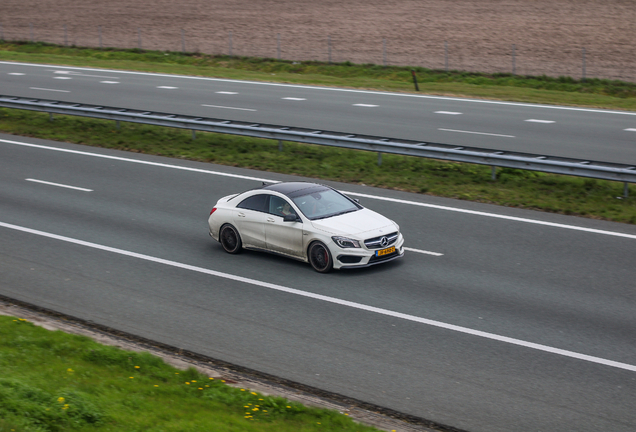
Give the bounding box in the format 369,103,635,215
1,134,636,432
2,61,636,164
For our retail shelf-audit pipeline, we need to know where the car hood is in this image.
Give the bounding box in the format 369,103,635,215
310,208,397,238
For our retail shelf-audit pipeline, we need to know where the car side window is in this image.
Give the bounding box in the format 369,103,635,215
237,194,269,212
269,196,297,218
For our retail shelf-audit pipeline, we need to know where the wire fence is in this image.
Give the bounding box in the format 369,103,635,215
1,22,635,83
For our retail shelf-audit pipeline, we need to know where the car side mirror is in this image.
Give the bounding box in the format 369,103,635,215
283,214,300,222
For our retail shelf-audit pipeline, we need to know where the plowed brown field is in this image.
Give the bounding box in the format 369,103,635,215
1,0,635,81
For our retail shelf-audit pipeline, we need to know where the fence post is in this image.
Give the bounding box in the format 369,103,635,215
328,35,332,64
137,27,142,50
181,29,185,53
411,70,419,91
383,38,387,66
277,33,281,60
512,44,516,75
582,47,586,82
444,41,448,72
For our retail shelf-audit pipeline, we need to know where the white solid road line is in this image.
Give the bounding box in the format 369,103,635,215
1,220,634,373
404,247,443,256
438,128,515,138
435,111,462,115
353,104,378,107
2,138,635,240
25,178,93,192
157,86,178,89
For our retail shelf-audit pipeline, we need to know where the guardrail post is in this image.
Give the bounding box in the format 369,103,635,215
624,182,629,198
444,41,448,72
138,27,142,50
383,38,387,66
64,25,68,46
49,112,53,122
378,152,382,166
229,31,233,58
99,26,102,49
512,44,516,75
192,129,196,140
116,120,120,130
181,29,185,53
491,166,497,180
30,23,34,43
328,35,332,64
278,140,283,152
277,33,281,60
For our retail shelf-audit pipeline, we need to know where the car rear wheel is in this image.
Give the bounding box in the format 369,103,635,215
220,224,242,254
308,241,333,273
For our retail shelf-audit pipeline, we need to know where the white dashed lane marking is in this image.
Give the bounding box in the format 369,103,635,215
283,97,306,101
216,91,238,94
435,111,462,115
29,87,70,93
100,81,120,84
54,77,72,80
157,86,178,89
8,72,25,75
353,104,378,107
201,104,256,112
25,178,93,192
404,247,444,256
625,128,636,132
438,128,515,138
525,119,555,123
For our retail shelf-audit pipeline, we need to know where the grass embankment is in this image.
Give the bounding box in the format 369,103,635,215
0,316,380,432
0,42,635,223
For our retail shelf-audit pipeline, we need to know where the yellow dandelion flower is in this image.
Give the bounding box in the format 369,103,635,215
154,385,159,387
129,377,134,379
209,377,214,380
57,397,65,403
185,382,190,385
241,389,246,391
192,380,197,383
221,380,225,382
287,406,291,408
251,392,257,395
198,388,203,390
135,366,140,369
252,408,259,411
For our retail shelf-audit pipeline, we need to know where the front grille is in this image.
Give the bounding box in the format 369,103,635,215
364,232,398,249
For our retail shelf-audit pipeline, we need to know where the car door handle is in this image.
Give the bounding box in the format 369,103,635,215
238,212,246,218
267,217,276,223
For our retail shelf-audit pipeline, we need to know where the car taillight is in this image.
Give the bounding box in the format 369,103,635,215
210,207,217,215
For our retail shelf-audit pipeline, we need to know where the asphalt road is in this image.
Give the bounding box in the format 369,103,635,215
1,133,635,432
1,61,636,165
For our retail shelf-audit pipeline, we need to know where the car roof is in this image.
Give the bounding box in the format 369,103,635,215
261,182,330,198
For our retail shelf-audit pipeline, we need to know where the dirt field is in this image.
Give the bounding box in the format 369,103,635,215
1,0,635,81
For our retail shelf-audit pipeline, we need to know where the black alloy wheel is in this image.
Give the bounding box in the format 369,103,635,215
220,224,242,254
308,241,333,273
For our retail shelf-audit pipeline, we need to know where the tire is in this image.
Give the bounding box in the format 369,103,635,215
308,241,333,273
220,224,242,254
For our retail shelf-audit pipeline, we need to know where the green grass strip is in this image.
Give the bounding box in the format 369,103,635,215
0,42,635,224
0,315,380,432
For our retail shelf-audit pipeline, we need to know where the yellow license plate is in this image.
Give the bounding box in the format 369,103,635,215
376,246,396,257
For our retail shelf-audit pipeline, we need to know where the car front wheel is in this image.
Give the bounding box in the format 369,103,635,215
220,224,242,254
308,241,333,273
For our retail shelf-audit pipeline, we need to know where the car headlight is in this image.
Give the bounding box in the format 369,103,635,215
332,236,361,248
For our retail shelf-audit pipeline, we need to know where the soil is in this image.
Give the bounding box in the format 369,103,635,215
1,0,635,82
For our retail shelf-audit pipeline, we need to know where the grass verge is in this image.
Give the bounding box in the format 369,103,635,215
0,315,380,432
0,42,635,223
1,108,635,224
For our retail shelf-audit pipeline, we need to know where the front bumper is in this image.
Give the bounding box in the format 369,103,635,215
332,235,405,269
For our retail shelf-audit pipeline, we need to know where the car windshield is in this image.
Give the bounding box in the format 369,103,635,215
291,188,360,220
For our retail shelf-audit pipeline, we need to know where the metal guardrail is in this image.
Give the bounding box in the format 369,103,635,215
1,95,635,192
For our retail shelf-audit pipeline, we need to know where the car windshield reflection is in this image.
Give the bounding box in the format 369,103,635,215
291,189,360,220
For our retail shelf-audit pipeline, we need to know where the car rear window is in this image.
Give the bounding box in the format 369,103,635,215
237,194,269,212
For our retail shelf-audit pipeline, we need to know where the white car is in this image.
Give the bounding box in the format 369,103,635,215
208,182,405,272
